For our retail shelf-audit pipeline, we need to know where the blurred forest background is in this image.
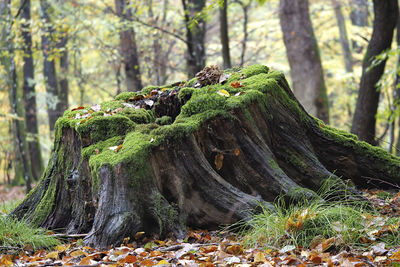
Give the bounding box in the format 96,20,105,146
0,0,399,190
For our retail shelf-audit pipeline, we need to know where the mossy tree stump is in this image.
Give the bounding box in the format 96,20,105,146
12,65,400,248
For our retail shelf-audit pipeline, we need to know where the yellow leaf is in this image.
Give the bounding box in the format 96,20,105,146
254,251,266,263
217,89,230,97
157,260,169,265
0,255,13,266
70,249,87,258
56,244,70,252
45,251,60,260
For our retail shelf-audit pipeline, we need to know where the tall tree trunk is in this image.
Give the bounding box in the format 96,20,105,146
219,0,231,69
182,0,206,78
57,34,69,114
21,0,43,181
351,0,398,145
115,0,142,92
279,0,330,124
331,0,353,73
3,0,32,192
395,13,400,156
40,0,59,132
350,0,369,26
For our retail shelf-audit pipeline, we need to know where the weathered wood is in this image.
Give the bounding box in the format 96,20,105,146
11,65,400,248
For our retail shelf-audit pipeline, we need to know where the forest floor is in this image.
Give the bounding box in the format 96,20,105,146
1,188,400,266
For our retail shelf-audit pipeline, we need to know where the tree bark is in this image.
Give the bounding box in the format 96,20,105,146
182,0,206,77
40,0,59,132
21,0,44,181
219,0,231,69
279,0,330,124
395,13,400,156
3,0,32,192
57,34,69,114
350,0,369,27
12,65,400,248
115,0,142,92
351,0,398,145
331,0,353,73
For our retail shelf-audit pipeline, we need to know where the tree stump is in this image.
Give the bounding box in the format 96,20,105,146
12,65,400,248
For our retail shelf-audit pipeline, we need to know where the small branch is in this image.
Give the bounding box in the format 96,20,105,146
133,18,187,44
51,233,88,239
362,176,400,189
0,245,23,251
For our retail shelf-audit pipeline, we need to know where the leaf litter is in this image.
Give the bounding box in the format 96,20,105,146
2,190,400,266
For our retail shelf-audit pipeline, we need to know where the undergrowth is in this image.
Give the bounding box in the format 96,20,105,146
238,178,400,251
0,200,60,250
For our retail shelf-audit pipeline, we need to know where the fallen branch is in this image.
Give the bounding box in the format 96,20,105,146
51,233,88,239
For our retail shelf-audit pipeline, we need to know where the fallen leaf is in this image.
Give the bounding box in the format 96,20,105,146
214,152,224,170
91,104,101,112
71,106,85,111
217,89,230,97
254,251,266,263
235,91,245,96
157,259,169,265
116,144,123,152
70,249,87,258
230,81,243,88
144,99,154,107
45,251,59,260
234,148,240,156
140,259,156,266
226,244,243,255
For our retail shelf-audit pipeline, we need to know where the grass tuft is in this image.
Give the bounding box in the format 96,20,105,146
238,178,400,251
0,200,60,250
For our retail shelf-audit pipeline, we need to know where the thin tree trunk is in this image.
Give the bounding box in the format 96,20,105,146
3,0,32,192
57,34,69,114
351,0,398,145
240,2,249,67
279,0,330,123
115,0,142,92
350,0,369,26
395,13,400,156
21,0,43,181
219,0,231,69
331,0,353,73
40,0,59,132
182,0,206,78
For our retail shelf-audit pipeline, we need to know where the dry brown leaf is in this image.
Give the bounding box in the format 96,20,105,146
214,152,224,170
253,251,266,263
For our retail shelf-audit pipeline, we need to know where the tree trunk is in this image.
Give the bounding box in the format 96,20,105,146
395,13,400,156
40,0,59,132
21,0,44,181
219,0,231,69
351,0,398,145
350,0,369,27
182,0,206,77
331,0,353,73
57,34,69,115
279,0,330,124
115,0,142,92
12,64,400,248
3,0,32,192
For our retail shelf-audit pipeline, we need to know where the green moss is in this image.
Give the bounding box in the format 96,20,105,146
122,108,155,124
181,93,227,117
151,192,178,235
76,115,135,144
178,87,195,103
269,158,280,170
226,64,269,83
31,177,57,226
142,85,160,94
115,92,137,101
81,136,123,160
155,116,172,125
100,100,123,111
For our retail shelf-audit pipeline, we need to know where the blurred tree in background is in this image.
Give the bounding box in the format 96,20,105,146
1,0,400,186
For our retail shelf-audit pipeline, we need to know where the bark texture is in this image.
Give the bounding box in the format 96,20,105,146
350,0,369,27
40,0,59,132
21,0,43,180
279,0,329,124
115,0,143,92
12,65,400,248
219,0,231,69
351,0,398,145
331,0,353,73
182,0,206,78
